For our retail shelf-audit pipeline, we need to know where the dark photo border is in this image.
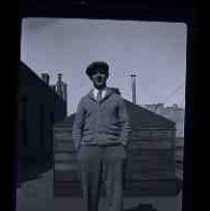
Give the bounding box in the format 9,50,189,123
5,1,201,211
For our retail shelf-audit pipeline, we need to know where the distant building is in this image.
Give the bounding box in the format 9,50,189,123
18,61,67,184
142,103,185,138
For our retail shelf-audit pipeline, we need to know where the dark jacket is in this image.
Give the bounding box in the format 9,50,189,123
72,87,130,151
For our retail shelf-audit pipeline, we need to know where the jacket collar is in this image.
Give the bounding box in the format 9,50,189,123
87,87,113,103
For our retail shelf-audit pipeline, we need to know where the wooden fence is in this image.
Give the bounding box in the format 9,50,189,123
53,125,180,197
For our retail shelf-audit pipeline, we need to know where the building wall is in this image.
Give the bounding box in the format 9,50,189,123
19,62,67,166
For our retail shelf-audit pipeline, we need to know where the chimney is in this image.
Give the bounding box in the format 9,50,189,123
57,73,62,82
55,73,67,102
130,74,137,104
56,73,63,97
63,83,67,101
41,73,50,85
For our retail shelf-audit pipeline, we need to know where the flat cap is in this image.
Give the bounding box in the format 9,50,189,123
86,61,109,77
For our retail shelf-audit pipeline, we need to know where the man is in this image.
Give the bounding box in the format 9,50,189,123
72,61,130,211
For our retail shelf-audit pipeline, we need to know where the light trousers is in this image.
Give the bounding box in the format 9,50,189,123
77,145,126,211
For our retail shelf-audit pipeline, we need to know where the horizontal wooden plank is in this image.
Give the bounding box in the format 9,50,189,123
130,169,175,176
127,164,175,170
54,127,72,132
54,148,76,154
55,163,78,171
54,149,76,153
54,140,173,148
54,133,72,140
126,181,178,191
126,172,175,178
54,140,74,145
127,166,175,173
54,145,75,152
54,153,77,160
126,151,175,159
55,161,79,166
126,164,175,171
128,141,173,149
127,154,175,161
54,170,80,181
127,173,177,180
127,127,175,131
53,181,82,197
127,158,175,165
54,127,173,131
53,128,72,133
53,179,180,197
128,148,174,154
54,157,78,163
128,172,175,179
54,169,175,182
129,135,171,140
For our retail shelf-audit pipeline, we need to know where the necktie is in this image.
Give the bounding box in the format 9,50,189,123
97,90,102,102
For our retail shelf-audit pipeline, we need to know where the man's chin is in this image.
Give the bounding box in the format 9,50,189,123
94,83,105,89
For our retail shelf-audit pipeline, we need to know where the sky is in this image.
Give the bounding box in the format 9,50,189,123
21,18,187,115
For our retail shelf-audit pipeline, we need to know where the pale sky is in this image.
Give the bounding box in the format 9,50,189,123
21,18,187,115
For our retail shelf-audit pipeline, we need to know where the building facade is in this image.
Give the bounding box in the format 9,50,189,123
18,62,67,184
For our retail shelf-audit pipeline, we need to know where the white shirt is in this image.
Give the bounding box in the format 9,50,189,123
93,88,107,100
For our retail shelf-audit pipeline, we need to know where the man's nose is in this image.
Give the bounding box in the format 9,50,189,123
96,72,102,77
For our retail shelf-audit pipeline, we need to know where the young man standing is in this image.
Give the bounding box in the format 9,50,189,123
72,61,130,211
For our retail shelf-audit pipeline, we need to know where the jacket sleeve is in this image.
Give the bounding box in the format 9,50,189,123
117,98,130,146
72,99,85,151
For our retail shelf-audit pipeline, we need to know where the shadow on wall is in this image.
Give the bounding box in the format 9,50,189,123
18,160,52,185
124,203,157,211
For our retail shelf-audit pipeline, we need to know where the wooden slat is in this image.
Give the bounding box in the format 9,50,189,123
124,179,179,196
54,170,80,181
54,148,75,153
55,163,78,171
54,152,77,161
54,181,82,197
128,172,175,180
54,139,74,145
54,146,75,152
128,142,172,149
54,132,72,140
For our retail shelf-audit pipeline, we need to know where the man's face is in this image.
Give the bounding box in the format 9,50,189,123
90,68,108,89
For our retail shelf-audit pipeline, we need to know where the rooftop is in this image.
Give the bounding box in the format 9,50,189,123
55,99,175,129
